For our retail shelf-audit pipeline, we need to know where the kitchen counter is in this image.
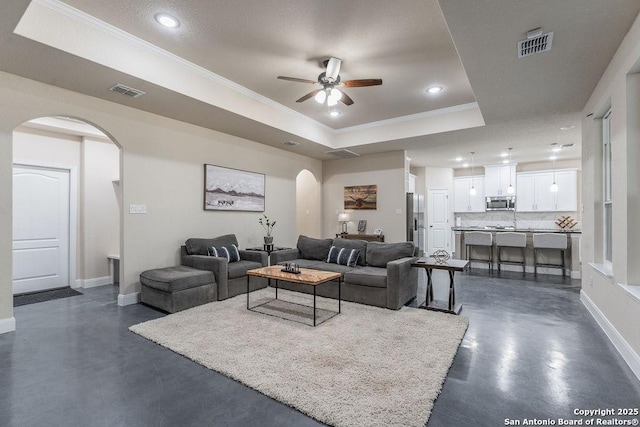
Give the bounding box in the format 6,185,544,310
452,227,581,234
452,227,581,278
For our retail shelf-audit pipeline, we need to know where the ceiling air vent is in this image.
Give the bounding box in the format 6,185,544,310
518,31,553,58
324,149,360,159
561,143,575,148
109,84,145,98
282,141,300,146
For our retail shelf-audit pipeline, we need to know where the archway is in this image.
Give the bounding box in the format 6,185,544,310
296,169,322,238
12,116,123,296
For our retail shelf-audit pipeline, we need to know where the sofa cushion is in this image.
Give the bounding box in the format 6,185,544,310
140,266,215,293
344,266,388,288
185,234,239,255
227,260,263,279
297,235,333,261
313,262,353,274
327,246,360,268
208,244,240,262
331,238,367,266
366,241,415,267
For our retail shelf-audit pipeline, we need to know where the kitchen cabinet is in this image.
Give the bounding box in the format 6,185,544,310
554,170,578,211
454,176,485,212
484,165,516,196
516,170,577,212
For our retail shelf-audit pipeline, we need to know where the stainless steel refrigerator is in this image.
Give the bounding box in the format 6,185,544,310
406,193,425,256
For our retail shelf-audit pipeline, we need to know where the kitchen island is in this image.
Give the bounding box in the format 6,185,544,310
452,227,581,278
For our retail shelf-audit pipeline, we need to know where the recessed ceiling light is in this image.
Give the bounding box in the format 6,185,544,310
329,111,341,117
455,157,463,162
502,159,509,164
462,163,469,168
426,86,443,94
549,155,558,160
560,125,575,131
500,152,508,158
552,147,561,153
155,13,180,28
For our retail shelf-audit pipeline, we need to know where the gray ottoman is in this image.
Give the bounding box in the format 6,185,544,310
140,266,216,313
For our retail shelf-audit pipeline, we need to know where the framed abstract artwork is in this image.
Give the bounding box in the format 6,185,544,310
204,164,265,211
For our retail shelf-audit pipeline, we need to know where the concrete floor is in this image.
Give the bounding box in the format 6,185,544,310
1,270,639,427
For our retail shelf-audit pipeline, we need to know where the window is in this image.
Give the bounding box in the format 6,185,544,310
603,110,612,267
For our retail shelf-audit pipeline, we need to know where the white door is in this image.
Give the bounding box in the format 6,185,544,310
427,188,450,255
13,165,70,294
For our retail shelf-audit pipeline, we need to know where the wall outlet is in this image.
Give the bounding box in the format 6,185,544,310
129,204,147,214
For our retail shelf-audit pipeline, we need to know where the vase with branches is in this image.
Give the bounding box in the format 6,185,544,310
259,214,276,244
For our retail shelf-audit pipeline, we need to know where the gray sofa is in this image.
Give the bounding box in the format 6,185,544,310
270,235,418,310
180,234,268,300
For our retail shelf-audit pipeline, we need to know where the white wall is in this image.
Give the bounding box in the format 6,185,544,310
322,151,406,242
0,71,322,327
580,12,640,378
82,137,120,281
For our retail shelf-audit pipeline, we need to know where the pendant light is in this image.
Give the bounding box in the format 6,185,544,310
469,151,476,195
506,147,515,194
550,144,559,192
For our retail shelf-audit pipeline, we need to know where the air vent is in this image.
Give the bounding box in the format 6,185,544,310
561,143,575,148
518,31,554,58
324,149,360,159
109,84,145,98
282,141,300,146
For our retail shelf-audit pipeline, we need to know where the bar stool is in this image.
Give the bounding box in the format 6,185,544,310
465,231,493,271
533,233,567,277
496,232,527,273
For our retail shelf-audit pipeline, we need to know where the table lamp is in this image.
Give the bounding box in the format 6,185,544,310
338,213,351,234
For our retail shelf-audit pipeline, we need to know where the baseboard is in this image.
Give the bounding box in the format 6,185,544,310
82,276,112,289
0,317,16,334
73,279,83,289
118,292,140,306
580,290,640,381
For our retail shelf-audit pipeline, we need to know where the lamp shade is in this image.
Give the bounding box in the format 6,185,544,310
338,213,351,222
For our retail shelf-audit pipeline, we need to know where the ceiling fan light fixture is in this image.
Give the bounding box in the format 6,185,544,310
314,91,327,104
328,88,342,102
155,13,180,28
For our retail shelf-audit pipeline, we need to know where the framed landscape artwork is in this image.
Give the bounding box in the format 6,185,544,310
204,164,265,211
344,185,377,210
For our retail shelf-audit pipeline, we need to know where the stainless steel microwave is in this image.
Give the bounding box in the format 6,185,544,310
486,196,516,211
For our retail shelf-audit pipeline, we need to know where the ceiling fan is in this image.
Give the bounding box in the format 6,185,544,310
277,57,382,106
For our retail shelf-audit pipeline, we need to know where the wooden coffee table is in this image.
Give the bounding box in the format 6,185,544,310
246,266,342,326
411,258,469,315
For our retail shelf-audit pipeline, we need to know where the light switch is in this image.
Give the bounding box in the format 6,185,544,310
129,204,147,214
395,208,402,215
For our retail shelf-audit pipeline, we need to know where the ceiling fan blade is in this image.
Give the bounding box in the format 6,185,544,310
296,89,322,103
277,76,317,84
340,91,355,106
342,79,383,88
325,57,341,82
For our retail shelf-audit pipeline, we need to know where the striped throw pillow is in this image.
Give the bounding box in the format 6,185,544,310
208,244,240,262
326,246,360,268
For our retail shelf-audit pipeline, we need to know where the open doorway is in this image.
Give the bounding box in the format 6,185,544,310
296,169,321,238
12,116,121,296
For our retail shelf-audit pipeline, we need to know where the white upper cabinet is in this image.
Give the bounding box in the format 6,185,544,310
484,165,516,196
454,176,485,212
554,170,578,211
516,169,577,212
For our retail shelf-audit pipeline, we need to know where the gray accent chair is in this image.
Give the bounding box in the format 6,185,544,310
180,234,268,300
270,235,418,310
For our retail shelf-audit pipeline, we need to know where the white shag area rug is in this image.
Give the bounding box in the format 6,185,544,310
130,288,468,427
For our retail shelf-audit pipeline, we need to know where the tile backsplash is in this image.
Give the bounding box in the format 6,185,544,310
456,211,580,230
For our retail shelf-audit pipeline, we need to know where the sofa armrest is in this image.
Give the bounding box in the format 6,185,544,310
270,248,301,265
239,250,268,266
181,254,229,299
386,256,418,310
